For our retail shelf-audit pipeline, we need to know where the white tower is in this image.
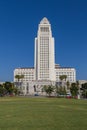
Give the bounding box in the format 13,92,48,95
34,17,56,81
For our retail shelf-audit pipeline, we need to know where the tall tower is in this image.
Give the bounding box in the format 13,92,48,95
34,17,56,81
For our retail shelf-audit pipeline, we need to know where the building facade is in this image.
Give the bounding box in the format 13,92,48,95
35,18,55,81
14,17,76,95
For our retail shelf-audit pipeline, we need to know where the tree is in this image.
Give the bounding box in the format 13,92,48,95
76,81,79,88
59,75,67,81
15,75,24,82
59,75,67,91
0,84,5,96
13,86,19,95
66,81,70,90
43,85,54,97
56,86,66,97
59,75,64,81
82,83,87,89
15,75,24,92
63,75,67,81
81,83,87,98
3,82,14,95
70,83,79,97
0,82,19,96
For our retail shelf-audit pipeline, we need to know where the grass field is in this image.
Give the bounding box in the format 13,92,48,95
0,97,87,130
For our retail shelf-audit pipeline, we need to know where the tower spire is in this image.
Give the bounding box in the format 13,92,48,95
40,17,50,24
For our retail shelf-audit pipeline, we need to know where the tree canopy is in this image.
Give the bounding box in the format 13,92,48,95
70,83,79,97
43,85,54,97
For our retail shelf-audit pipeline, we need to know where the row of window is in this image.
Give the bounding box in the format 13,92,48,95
40,41,49,43
15,72,34,75
16,73,34,74
19,70,34,71
40,77,49,79
40,40,49,42
40,43,49,45
40,60,49,62
40,47,49,49
23,77,34,79
40,36,49,39
23,75,33,77
40,66,49,68
56,72,75,75
56,79,75,82
40,27,49,32
40,42,49,45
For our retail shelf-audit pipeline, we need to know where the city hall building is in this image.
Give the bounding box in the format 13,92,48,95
14,17,76,95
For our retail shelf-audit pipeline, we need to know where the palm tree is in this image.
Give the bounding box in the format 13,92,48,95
59,75,64,81
66,81,70,90
63,75,67,81
56,85,66,97
15,75,24,82
59,75,67,89
15,75,24,93
76,81,79,88
59,75,67,81
76,80,80,98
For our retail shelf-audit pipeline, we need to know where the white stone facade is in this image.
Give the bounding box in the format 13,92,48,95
56,67,76,82
34,17,55,81
14,17,76,95
14,67,35,82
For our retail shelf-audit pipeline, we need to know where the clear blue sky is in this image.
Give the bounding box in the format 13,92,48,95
0,0,87,81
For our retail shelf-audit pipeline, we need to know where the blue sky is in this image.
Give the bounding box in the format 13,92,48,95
0,0,87,81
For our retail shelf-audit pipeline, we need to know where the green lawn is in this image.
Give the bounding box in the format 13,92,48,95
0,97,87,130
